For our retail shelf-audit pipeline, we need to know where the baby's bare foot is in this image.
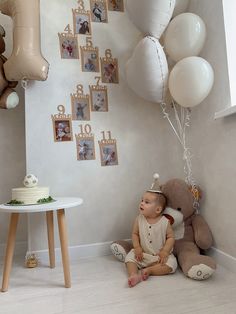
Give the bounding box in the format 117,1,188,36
128,274,142,287
141,269,149,281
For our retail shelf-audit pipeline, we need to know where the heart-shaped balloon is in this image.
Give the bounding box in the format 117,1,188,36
126,0,176,39
126,36,168,103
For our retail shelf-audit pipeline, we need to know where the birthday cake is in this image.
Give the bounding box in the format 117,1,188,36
9,174,52,205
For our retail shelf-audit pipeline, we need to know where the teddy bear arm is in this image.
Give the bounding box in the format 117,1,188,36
192,214,213,250
1,55,7,63
8,80,18,88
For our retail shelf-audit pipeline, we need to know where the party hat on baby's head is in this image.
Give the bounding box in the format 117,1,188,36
148,173,162,193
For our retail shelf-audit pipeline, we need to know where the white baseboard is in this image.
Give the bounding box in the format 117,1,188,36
0,241,27,258
2,241,236,275
209,247,236,273
28,241,113,264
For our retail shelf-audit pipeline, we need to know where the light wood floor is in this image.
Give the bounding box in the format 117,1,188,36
0,255,236,314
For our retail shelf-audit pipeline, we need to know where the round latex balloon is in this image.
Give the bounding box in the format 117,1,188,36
0,0,49,81
126,0,176,39
126,36,169,103
164,13,206,62
172,0,189,17
168,56,214,107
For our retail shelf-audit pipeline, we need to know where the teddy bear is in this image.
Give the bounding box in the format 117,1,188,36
111,178,216,280
0,25,19,109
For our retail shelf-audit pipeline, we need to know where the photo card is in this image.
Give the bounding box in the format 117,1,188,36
80,45,100,72
51,105,73,142
71,96,90,121
90,0,108,23
89,84,108,112
76,134,95,161
100,49,119,84
72,9,92,35
58,32,79,59
71,84,90,121
107,0,124,12
99,139,118,166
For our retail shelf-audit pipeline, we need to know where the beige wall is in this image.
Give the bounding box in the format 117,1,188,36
25,0,183,251
188,0,236,258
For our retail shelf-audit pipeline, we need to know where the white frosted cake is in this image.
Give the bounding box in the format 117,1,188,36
10,174,51,205
12,186,50,205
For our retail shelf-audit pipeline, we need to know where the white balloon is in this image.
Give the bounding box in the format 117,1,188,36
126,0,175,39
126,36,168,103
164,13,206,62
173,0,189,17
168,56,214,107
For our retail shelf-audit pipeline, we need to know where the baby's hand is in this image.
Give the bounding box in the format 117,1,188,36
134,246,143,261
158,249,169,265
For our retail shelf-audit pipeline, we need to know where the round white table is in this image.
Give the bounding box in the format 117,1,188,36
0,197,83,292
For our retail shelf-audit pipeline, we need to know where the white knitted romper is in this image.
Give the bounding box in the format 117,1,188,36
125,214,177,273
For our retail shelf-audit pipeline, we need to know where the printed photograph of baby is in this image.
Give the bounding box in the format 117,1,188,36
58,34,79,59
73,11,92,35
76,137,95,161
101,59,119,83
53,119,73,142
90,87,108,112
71,97,90,121
90,0,108,23
108,0,124,11
99,142,118,166
81,49,99,72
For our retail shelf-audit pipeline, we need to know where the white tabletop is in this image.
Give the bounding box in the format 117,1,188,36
0,197,83,213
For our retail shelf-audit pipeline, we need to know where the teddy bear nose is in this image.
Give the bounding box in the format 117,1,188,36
177,207,182,211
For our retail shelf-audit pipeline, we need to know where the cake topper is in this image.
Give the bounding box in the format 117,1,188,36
23,174,38,188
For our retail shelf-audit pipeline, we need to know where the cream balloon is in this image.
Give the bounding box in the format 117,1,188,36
126,0,176,39
0,0,49,81
172,0,189,17
126,36,168,103
164,13,206,62
168,56,214,107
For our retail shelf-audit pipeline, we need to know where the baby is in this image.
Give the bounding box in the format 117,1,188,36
125,175,177,287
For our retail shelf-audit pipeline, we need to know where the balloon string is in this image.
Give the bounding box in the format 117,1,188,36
161,101,199,211
160,102,183,145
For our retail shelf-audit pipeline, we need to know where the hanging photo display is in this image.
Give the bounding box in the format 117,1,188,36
76,124,95,161
100,49,119,84
98,131,118,166
51,105,73,142
89,76,108,112
55,1,120,166
107,0,124,12
58,24,79,59
72,0,92,35
71,84,91,121
90,0,108,23
80,37,100,72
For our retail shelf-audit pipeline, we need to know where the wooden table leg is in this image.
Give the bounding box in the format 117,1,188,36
46,211,55,268
1,213,19,292
57,208,71,288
